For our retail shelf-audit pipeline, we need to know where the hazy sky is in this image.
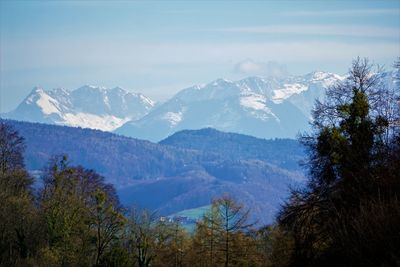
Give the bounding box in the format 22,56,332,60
1,0,399,112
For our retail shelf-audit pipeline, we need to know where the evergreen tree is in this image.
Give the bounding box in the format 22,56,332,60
277,58,400,266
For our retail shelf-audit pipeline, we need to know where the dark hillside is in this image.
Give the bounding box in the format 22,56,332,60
160,128,305,170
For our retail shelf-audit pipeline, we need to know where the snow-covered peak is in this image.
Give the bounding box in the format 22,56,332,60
239,76,266,84
21,87,63,115
51,87,70,95
174,79,241,102
307,71,331,80
31,86,44,93
236,76,279,96
25,87,44,104
6,85,155,131
10,69,390,141
211,78,233,86
302,71,344,86
238,76,265,90
78,84,107,91
169,71,345,108
108,86,126,95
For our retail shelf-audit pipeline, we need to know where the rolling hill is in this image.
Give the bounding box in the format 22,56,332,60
2,119,306,224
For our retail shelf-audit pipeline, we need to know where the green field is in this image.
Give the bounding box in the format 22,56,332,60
174,205,211,219
170,205,211,233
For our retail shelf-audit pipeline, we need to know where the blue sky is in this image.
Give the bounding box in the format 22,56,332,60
1,0,399,112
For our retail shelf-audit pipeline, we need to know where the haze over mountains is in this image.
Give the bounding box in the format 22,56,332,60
5,71,349,140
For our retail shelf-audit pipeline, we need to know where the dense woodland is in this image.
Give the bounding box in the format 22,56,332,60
1,58,399,266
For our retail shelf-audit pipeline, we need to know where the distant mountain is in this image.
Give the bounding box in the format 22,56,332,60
5,71,397,141
115,72,344,141
3,85,155,131
4,119,305,224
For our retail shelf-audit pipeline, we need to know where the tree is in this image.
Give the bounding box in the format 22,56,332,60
277,58,400,266
127,208,158,267
0,122,37,266
0,122,32,200
96,246,133,267
191,195,254,267
0,122,26,175
258,225,294,267
169,219,190,267
39,155,123,266
213,195,253,267
92,189,126,265
189,204,222,266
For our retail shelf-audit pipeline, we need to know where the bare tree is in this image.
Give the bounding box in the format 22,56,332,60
192,204,222,266
213,194,253,267
127,208,158,267
312,57,399,136
92,189,126,265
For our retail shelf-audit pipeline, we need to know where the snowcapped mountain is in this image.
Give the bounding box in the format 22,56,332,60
7,70,394,140
115,71,345,141
3,85,155,131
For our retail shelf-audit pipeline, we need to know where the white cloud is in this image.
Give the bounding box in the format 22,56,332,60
233,59,289,77
2,37,399,73
283,8,399,17
218,24,400,38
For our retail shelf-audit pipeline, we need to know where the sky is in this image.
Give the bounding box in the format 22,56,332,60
1,0,399,113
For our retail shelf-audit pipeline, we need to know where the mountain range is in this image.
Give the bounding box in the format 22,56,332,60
4,85,155,131
4,119,305,224
4,71,396,141
116,71,346,141
4,71,345,140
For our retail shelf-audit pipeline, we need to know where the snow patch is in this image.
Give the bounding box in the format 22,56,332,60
36,92,61,115
61,113,130,131
162,112,183,127
309,72,344,87
240,94,267,110
240,94,279,121
139,94,155,107
272,83,308,103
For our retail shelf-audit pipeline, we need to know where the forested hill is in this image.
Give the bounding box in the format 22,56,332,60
2,119,305,223
160,128,305,170
3,119,204,186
